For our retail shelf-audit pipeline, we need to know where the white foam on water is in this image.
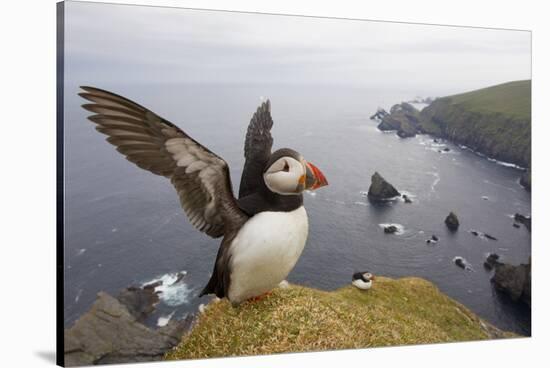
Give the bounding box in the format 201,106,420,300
305,191,317,197
453,256,473,271
427,172,440,193
111,228,118,233
487,158,524,170
325,198,346,205
76,248,87,256
354,201,368,206
142,271,192,307
157,311,175,327
400,190,416,197
378,223,405,235
75,289,83,303
459,145,524,170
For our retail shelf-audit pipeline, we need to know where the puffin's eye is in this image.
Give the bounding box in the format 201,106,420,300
282,161,290,172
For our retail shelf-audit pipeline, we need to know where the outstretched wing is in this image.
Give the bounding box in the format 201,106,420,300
79,86,247,238
238,100,274,198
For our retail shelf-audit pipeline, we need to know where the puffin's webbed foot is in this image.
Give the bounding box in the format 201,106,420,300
247,291,272,303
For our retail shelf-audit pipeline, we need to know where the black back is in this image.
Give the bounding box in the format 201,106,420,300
352,272,370,282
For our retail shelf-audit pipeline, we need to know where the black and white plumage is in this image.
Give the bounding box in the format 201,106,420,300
80,87,328,305
352,272,375,290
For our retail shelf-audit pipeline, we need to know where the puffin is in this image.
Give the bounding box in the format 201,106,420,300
352,272,375,290
79,86,328,305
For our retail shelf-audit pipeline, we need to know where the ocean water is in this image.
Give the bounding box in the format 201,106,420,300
63,84,531,335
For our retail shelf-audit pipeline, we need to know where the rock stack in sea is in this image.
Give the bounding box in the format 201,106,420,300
367,172,400,201
514,213,531,231
444,212,460,231
491,257,531,307
370,107,389,122
375,102,422,138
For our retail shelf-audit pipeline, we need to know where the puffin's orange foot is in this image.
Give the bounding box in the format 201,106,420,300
247,291,272,303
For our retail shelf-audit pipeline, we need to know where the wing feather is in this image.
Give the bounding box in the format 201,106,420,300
238,100,274,198
80,86,247,238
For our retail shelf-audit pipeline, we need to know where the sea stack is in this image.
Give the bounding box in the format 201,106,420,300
367,172,400,201
445,212,459,231
491,257,531,307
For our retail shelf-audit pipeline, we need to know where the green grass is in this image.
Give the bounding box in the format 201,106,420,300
449,80,531,121
165,277,516,360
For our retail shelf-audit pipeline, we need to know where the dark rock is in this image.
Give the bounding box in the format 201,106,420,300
426,234,439,244
470,230,479,236
483,233,498,241
484,253,501,270
143,280,163,289
442,147,450,152
397,128,416,138
64,289,195,366
367,172,400,201
454,257,467,269
491,258,531,306
519,168,531,192
377,103,421,138
172,271,187,285
384,225,398,234
117,285,160,322
445,212,459,231
402,194,412,203
514,213,531,231
513,223,521,228
433,139,439,143
370,108,389,122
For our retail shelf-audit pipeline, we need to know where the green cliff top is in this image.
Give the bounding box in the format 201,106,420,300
166,277,516,360
447,80,531,121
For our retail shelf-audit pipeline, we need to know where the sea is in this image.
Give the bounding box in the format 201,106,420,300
63,83,531,335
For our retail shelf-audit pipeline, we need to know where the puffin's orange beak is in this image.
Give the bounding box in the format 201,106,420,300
305,161,328,190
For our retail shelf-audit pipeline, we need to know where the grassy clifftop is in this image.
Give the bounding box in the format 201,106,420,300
166,277,514,360
419,80,531,168
449,80,531,120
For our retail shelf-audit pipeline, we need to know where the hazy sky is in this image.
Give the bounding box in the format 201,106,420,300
65,1,531,96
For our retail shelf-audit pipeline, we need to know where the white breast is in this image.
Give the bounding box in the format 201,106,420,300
352,279,372,290
227,206,309,304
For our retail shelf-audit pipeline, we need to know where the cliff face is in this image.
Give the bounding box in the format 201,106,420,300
419,80,531,168
165,278,514,360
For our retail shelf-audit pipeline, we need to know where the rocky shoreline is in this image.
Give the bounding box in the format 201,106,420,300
64,282,196,366
370,81,531,191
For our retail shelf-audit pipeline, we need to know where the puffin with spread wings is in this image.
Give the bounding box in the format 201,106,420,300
79,87,328,305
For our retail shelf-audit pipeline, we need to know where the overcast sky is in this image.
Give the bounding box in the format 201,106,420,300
64,1,531,96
